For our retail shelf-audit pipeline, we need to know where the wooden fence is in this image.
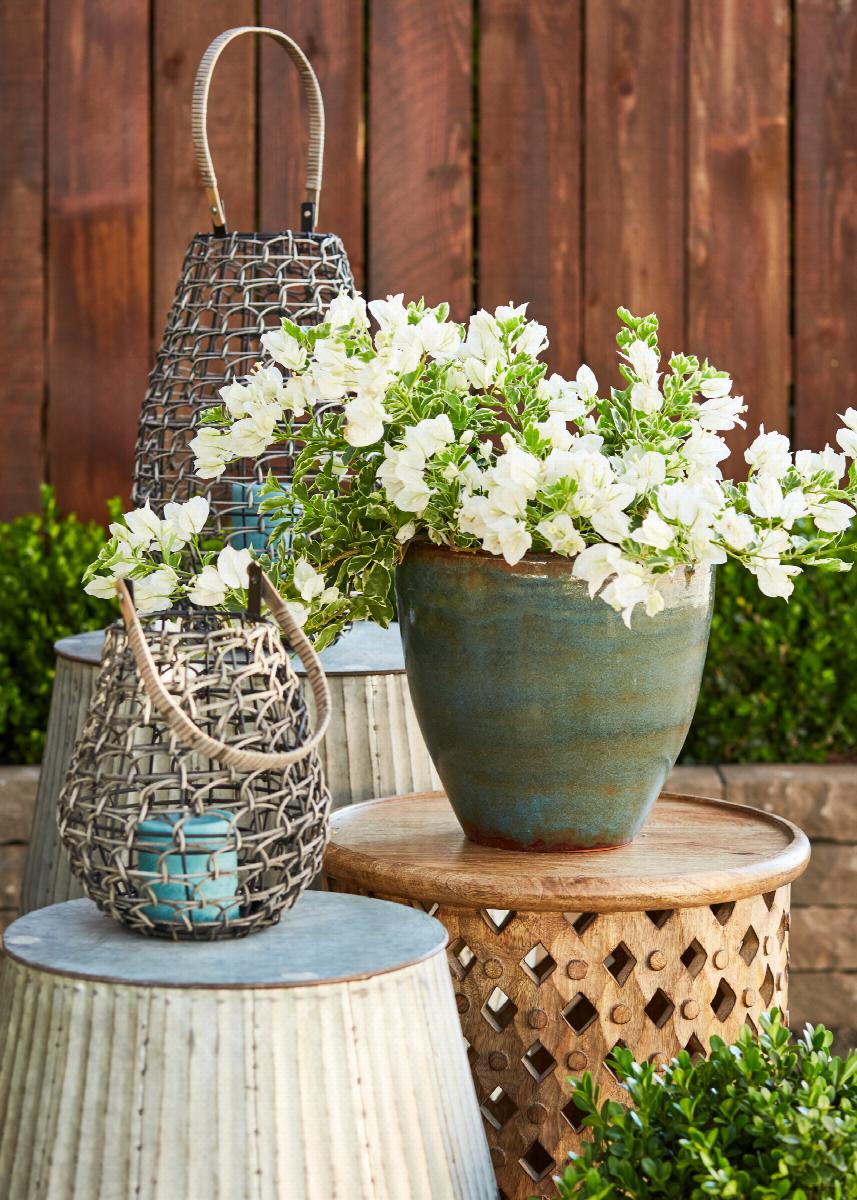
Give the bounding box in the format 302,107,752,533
1,0,854,523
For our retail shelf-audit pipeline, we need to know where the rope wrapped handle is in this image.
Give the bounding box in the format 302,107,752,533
193,25,324,234
115,570,331,773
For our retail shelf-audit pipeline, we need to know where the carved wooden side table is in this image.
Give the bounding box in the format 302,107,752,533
0,892,494,1200
325,791,810,1200
20,623,437,914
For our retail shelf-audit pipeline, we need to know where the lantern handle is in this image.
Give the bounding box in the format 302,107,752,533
115,570,331,773
193,26,324,235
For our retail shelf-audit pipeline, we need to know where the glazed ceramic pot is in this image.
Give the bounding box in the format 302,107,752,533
395,543,714,851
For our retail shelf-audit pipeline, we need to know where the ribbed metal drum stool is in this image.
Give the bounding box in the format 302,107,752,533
0,892,494,1200
20,623,438,914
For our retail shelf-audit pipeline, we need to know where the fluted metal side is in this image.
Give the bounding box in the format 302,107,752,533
0,948,493,1200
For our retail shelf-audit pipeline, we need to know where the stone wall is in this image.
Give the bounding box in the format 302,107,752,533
2,763,854,1047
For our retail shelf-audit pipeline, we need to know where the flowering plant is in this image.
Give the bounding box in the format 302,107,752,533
85,295,857,642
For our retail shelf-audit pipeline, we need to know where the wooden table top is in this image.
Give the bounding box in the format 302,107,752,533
2,893,446,988
326,791,810,912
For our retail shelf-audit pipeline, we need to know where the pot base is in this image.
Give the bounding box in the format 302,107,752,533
460,821,632,854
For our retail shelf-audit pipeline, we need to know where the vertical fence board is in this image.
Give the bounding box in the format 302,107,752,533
47,0,150,519
795,0,857,451
260,1,365,289
152,2,256,336
0,2,46,518
369,0,472,318
687,0,790,463
584,0,686,391
479,1,582,376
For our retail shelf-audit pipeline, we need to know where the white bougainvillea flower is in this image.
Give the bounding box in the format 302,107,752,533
745,428,792,478
630,379,664,415
535,412,574,451
216,546,253,591
601,560,665,627
309,338,356,401
293,558,326,603
368,293,407,335
403,414,455,458
135,567,179,614
572,542,623,598
460,309,504,364
377,444,434,513
696,392,747,432
626,339,659,385
619,448,667,496
634,511,675,551
261,325,307,372
514,321,548,358
794,446,845,482
683,423,731,476
188,565,227,608
699,374,733,399
536,513,585,556
836,411,857,459
537,373,586,421
84,574,119,599
163,496,209,542
749,558,802,600
123,502,163,550
807,498,855,534
575,364,599,404
326,290,369,331
229,405,280,459
481,514,532,565
416,313,461,361
343,393,388,447
715,508,755,550
190,427,232,479
746,476,807,527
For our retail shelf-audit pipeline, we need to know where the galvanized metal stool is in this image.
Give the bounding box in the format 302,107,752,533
324,791,811,1200
20,624,438,915
0,892,495,1200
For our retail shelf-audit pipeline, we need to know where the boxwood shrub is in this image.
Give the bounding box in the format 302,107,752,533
0,487,117,764
556,1011,857,1199
683,556,857,763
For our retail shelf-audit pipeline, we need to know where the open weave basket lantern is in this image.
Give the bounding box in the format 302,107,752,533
132,26,355,547
57,569,332,940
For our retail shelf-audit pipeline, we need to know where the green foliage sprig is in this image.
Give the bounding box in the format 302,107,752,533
555,1011,857,1200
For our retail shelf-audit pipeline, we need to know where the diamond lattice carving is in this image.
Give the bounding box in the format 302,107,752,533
324,880,794,1200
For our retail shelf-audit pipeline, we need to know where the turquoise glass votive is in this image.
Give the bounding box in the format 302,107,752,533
134,812,240,925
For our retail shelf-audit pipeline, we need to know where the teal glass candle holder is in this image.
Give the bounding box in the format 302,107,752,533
134,812,240,926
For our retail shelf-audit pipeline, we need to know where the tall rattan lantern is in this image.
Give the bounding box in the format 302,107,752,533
132,26,355,546
57,568,332,940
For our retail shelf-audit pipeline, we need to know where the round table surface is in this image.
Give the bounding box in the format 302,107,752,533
55,620,406,675
2,892,445,988
326,791,810,912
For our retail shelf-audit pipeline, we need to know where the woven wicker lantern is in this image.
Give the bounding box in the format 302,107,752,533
132,26,354,546
57,568,332,940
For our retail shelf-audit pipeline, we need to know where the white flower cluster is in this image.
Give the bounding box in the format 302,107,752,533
86,293,857,634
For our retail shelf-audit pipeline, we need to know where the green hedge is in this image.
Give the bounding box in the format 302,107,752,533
683,555,857,764
0,487,116,764
0,492,854,764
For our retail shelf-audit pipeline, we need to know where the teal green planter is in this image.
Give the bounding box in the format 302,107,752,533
395,544,714,851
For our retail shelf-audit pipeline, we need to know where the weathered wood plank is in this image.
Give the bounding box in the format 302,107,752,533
152,1,256,333
47,0,150,520
687,0,790,464
0,1,46,518
368,0,472,318
794,0,857,450
584,0,685,391
260,1,365,289
479,0,582,376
